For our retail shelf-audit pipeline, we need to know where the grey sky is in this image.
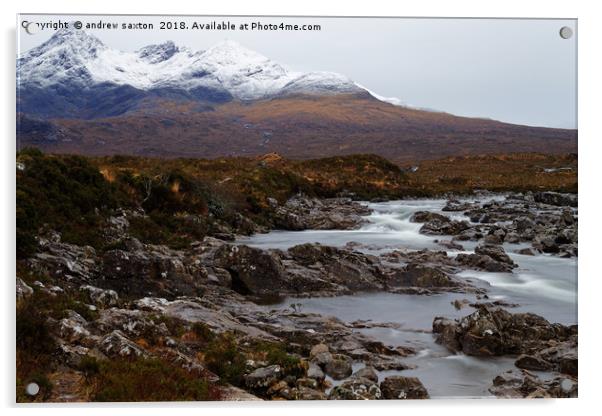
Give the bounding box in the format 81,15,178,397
18,15,577,129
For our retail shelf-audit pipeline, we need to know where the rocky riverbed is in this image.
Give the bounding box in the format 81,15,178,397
17,191,577,401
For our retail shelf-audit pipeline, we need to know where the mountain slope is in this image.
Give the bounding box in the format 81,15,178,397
17,28,365,118
17,27,577,162
18,95,577,163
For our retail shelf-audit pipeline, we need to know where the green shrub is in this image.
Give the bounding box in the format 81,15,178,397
16,296,56,389
16,148,125,257
78,355,100,380
253,341,305,378
204,333,247,386
192,322,215,343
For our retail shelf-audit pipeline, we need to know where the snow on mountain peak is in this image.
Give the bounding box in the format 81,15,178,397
18,27,107,88
18,29,396,103
42,26,106,56
137,41,180,64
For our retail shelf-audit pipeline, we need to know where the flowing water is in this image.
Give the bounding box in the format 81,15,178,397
238,197,578,398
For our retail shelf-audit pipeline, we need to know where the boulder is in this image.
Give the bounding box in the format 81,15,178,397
309,343,329,358
213,245,286,296
474,244,516,267
273,195,371,231
534,236,560,254
79,285,118,307
266,380,290,398
411,211,469,235
297,386,327,400
323,354,353,380
534,192,577,207
328,377,382,400
351,366,378,383
101,246,206,298
505,232,520,244
380,376,429,399
296,377,318,389
432,317,461,352
489,369,577,398
306,362,326,382
205,267,232,287
455,244,517,272
287,243,384,293
437,239,464,251
526,340,578,376
389,263,457,288
58,311,91,343
514,217,536,234
100,330,148,357
411,211,449,223
29,240,97,282
433,305,576,356
442,200,475,212
244,365,283,390
516,248,536,256
96,308,159,338
515,354,553,372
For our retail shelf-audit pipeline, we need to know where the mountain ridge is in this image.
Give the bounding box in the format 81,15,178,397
18,27,369,117
17,27,577,162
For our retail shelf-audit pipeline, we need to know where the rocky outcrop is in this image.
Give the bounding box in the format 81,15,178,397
212,242,391,297
273,195,371,231
329,377,382,400
455,244,517,273
16,191,578,402
380,376,429,399
387,263,459,289
515,340,577,376
29,238,98,282
433,306,577,359
410,193,578,259
411,211,469,235
100,243,208,298
287,243,385,293
323,354,353,380
489,369,577,398
534,192,577,208
213,245,286,296
245,365,283,391
80,285,118,307
99,330,149,357
442,199,476,212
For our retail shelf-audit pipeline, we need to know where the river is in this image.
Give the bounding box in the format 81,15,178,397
237,197,578,398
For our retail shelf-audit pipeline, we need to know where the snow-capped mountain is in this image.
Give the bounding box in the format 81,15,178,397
16,27,577,164
18,27,373,115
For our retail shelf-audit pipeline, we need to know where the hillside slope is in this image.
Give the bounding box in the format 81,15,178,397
18,95,577,163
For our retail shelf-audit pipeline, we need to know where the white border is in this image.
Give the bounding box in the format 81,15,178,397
2,1,600,415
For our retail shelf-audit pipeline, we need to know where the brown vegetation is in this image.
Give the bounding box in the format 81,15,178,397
18,95,577,163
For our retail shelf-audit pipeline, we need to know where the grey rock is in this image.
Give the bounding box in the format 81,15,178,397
244,365,283,390
80,284,118,307
16,277,33,300
323,354,353,380
351,366,378,383
306,362,326,382
380,376,429,399
100,330,148,357
329,377,382,400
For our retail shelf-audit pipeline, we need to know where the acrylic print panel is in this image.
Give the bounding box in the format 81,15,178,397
16,14,577,402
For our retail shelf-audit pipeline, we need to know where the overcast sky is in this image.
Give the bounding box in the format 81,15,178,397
18,15,577,129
